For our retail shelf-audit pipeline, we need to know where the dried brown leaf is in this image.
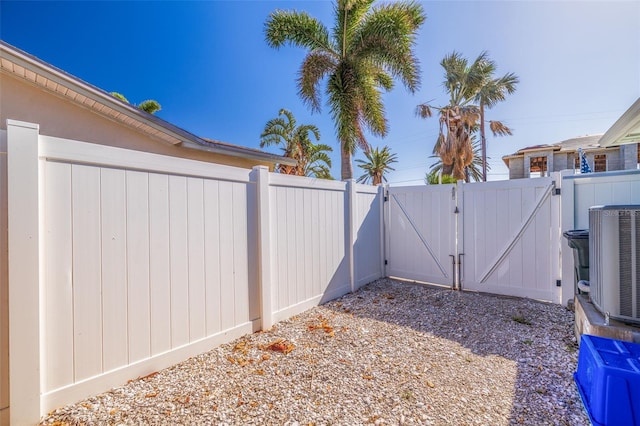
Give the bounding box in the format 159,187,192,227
263,339,295,354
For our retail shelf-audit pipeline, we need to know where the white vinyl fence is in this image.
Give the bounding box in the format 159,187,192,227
5,120,384,424
6,117,638,425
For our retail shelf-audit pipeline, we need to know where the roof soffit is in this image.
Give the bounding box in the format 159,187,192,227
599,98,640,147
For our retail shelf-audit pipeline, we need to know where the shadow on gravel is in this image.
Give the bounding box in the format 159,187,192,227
322,278,588,425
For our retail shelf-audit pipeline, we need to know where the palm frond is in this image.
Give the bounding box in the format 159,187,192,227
298,51,337,112
265,10,335,54
415,103,433,119
489,120,513,136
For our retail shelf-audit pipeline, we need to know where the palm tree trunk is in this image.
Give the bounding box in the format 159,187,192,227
480,103,487,182
341,146,353,180
442,162,454,177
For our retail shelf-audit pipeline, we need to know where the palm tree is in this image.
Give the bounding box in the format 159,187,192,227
428,135,488,183
425,169,457,185
303,142,335,179
355,145,397,185
416,51,516,181
260,108,333,178
473,58,518,181
265,0,425,181
110,92,162,115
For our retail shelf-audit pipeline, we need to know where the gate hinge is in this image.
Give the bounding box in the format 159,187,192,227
384,259,388,265
552,181,561,196
556,279,562,287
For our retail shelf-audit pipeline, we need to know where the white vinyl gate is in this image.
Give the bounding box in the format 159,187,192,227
386,174,563,303
386,184,458,287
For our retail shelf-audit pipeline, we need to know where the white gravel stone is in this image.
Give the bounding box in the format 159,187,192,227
41,279,589,425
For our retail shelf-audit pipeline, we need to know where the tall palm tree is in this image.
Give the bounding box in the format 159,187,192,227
110,92,162,114
260,108,333,178
473,58,518,181
416,51,516,181
265,0,425,180
355,145,397,185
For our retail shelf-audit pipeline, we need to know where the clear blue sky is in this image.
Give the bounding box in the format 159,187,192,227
1,1,639,184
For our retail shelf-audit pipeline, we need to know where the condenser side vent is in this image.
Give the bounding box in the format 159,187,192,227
589,205,640,324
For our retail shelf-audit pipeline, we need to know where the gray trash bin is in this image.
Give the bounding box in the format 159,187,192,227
563,229,589,294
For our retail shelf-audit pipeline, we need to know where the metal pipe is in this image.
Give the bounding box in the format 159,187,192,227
457,253,464,291
450,255,456,289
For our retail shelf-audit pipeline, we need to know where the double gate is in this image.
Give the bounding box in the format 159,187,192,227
385,175,562,303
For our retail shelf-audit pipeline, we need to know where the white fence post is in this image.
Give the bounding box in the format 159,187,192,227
7,120,42,424
253,166,273,330
346,180,355,293
550,172,563,304
378,184,386,279
560,170,576,307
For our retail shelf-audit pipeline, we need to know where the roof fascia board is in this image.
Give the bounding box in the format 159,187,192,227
599,97,640,147
0,41,289,165
1,42,186,144
180,140,297,166
517,147,557,154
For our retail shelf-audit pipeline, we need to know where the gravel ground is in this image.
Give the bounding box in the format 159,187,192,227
42,279,589,425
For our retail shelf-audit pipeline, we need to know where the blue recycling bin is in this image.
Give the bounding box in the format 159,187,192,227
574,334,640,426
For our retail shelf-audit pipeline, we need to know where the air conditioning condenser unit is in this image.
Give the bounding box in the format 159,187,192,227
589,205,640,324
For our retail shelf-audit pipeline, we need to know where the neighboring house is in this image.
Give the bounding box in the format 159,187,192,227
0,40,295,170
0,40,294,424
503,98,640,179
502,134,639,179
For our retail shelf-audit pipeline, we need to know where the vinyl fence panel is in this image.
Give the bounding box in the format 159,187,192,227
268,175,350,323
354,184,384,288
34,135,256,416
